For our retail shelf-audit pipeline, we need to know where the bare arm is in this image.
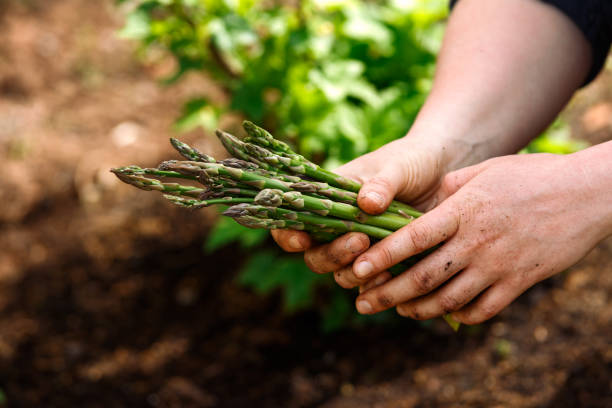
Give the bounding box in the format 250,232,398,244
272,0,603,324
414,0,592,170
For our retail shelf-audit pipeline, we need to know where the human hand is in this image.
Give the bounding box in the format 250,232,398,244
271,135,451,289
350,152,612,324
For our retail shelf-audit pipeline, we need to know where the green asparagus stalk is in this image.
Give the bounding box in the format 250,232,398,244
112,166,260,199
160,160,294,192
216,129,363,192
170,138,216,163
115,165,197,180
111,168,205,198
164,197,339,242
242,120,294,155
290,181,421,218
163,194,254,208
254,189,413,231
224,204,393,240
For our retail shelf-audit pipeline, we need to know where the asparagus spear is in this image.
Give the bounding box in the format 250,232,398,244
242,120,294,155
160,160,294,192
224,204,393,240
216,129,363,192
170,138,216,163
163,194,254,208
254,189,413,231
111,168,205,198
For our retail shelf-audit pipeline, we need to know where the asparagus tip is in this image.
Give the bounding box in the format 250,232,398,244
158,160,178,171
254,189,283,207
223,203,251,218
242,120,255,132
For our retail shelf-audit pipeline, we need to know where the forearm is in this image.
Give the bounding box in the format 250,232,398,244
408,0,592,171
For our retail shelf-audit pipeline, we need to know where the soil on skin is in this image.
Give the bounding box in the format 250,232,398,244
0,1,610,407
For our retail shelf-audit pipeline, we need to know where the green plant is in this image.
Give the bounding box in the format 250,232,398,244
117,0,447,163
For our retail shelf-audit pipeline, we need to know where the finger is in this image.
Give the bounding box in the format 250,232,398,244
271,229,313,253
304,232,369,274
355,241,469,314
359,272,392,294
353,203,459,280
333,261,390,289
357,165,405,215
334,265,366,289
451,280,523,325
396,268,495,320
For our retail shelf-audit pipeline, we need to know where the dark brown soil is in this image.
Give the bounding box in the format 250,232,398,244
0,1,610,407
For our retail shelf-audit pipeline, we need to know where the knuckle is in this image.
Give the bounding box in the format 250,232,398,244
368,176,394,192
375,290,395,309
464,304,499,325
440,173,458,194
376,246,396,269
439,293,462,313
406,224,431,253
410,267,435,295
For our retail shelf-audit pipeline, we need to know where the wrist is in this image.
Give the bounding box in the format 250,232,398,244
402,117,488,174
568,142,612,239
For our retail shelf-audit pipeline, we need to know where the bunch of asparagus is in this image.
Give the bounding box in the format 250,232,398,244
111,121,423,242
112,122,461,330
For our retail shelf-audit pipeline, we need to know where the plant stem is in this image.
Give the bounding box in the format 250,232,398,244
225,204,393,240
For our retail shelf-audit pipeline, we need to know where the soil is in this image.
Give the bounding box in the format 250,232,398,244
0,1,610,407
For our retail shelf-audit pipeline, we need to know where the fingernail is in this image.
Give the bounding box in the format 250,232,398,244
346,235,364,252
366,192,385,208
374,274,388,286
357,300,373,314
288,236,303,250
354,260,373,278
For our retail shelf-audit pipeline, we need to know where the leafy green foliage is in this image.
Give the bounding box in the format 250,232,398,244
118,0,448,166
204,215,268,253
238,250,329,312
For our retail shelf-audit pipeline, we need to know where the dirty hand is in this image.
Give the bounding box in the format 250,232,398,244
351,147,612,324
271,135,451,289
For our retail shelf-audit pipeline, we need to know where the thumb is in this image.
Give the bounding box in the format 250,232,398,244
357,165,406,215
357,150,441,215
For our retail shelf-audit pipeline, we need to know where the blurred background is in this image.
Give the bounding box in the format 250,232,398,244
0,0,610,406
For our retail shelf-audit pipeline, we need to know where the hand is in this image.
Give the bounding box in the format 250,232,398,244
271,135,450,289
351,152,612,324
